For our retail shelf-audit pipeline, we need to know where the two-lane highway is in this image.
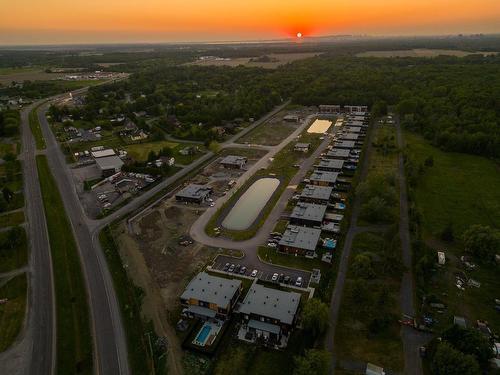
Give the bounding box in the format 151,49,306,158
37,102,129,375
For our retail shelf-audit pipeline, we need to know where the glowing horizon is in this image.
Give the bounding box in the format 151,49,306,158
1,0,500,45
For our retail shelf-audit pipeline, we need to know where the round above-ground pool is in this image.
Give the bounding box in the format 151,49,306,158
222,177,280,231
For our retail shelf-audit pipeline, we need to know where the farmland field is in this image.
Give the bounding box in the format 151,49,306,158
356,49,498,58
189,52,321,69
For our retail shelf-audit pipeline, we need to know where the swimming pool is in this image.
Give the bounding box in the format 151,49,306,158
222,177,280,230
194,324,212,346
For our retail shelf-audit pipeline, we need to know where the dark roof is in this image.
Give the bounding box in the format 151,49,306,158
279,225,321,251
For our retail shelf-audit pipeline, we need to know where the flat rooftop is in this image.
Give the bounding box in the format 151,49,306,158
345,126,362,133
300,184,333,201
340,133,359,141
95,155,124,170
309,170,339,184
346,120,364,127
176,184,212,199
318,158,344,170
91,149,116,158
326,148,350,158
279,224,322,252
181,271,241,307
290,202,327,223
333,140,356,149
220,155,247,165
295,142,310,148
238,283,301,325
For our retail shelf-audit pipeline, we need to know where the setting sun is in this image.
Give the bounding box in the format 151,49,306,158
297,32,303,38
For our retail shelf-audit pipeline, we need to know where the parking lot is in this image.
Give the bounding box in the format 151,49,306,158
212,254,312,288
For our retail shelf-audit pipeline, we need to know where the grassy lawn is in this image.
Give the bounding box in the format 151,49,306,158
335,231,404,372
406,133,500,334
0,274,27,352
36,155,92,375
0,227,28,273
99,226,154,375
124,140,179,160
240,119,299,146
258,246,327,272
405,132,500,237
205,131,323,240
0,210,24,228
29,105,46,150
0,142,18,157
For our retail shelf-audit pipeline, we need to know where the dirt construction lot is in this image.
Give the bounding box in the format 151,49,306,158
188,52,321,69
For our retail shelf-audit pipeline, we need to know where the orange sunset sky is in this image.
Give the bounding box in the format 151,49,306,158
1,0,500,45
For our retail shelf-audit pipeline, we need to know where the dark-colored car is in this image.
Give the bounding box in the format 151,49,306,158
239,266,247,275
234,264,241,273
223,263,230,271
283,275,291,284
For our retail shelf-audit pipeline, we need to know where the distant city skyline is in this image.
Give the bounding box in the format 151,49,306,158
1,0,500,45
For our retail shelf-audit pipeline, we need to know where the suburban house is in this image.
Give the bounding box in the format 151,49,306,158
294,142,310,152
309,170,339,187
238,283,301,347
175,184,213,204
180,271,242,321
325,148,350,160
220,155,247,169
299,185,333,204
289,202,327,227
278,225,322,255
316,158,344,172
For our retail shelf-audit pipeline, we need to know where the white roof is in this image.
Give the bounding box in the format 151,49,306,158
91,149,116,158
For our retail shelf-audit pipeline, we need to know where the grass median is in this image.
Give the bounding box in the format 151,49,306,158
0,274,27,352
99,226,155,375
36,155,92,375
29,105,46,150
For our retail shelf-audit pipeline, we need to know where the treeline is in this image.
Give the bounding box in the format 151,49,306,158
285,54,500,158
0,109,20,137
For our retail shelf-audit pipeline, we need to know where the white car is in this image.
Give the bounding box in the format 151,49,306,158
295,277,303,287
267,243,277,248
271,273,279,282
251,269,258,278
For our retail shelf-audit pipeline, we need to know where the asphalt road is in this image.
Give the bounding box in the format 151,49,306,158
0,103,56,375
37,103,129,375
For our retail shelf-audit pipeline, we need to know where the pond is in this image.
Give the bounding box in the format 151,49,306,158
222,177,280,231
307,119,332,134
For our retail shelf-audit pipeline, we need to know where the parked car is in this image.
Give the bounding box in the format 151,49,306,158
283,275,291,284
251,269,258,277
234,264,241,273
223,263,230,271
278,274,284,283
271,273,279,282
228,264,235,272
267,242,277,248
239,266,247,275
295,277,303,287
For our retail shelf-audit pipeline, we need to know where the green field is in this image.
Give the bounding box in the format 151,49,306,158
124,140,179,160
0,210,24,228
239,119,298,146
406,133,500,333
99,227,154,375
0,227,28,273
36,155,92,375
29,105,46,150
406,132,500,237
0,274,27,352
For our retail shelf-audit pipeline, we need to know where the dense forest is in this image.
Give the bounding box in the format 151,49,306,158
72,53,499,157
286,54,500,157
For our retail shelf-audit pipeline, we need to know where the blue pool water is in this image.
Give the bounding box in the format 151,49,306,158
195,325,212,344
